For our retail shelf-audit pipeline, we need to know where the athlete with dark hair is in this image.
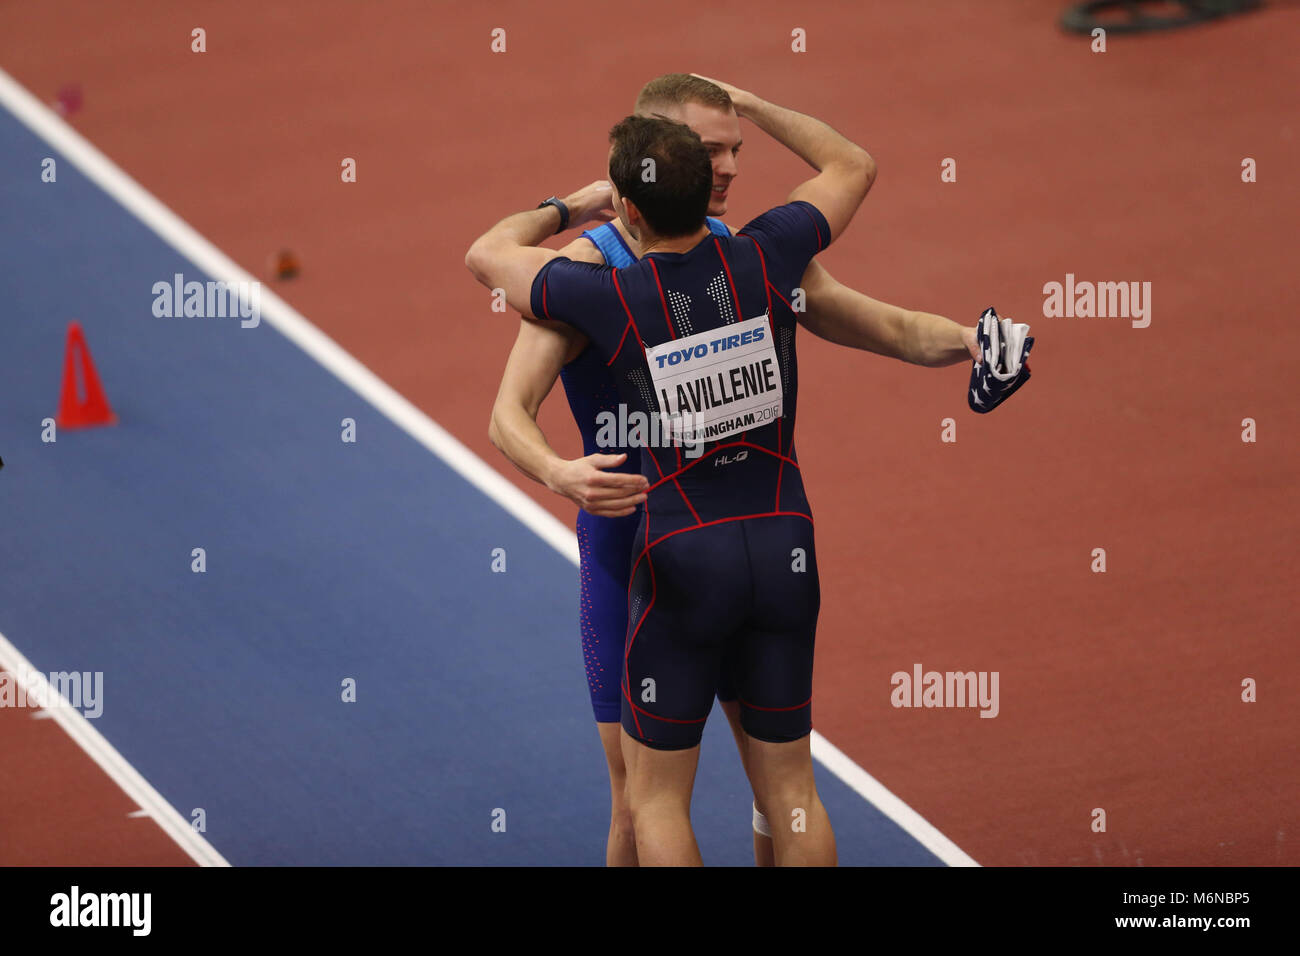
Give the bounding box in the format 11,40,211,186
485,75,978,867
467,103,875,864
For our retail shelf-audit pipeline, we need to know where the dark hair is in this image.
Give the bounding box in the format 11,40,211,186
634,73,734,115
607,115,711,238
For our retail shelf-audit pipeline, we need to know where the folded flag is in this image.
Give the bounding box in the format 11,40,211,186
969,307,1033,413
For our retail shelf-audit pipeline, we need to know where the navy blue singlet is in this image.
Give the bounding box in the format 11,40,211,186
561,217,730,723
536,202,830,749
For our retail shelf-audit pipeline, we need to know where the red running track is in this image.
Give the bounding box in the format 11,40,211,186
2,0,1296,866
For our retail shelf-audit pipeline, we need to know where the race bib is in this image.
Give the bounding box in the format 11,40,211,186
644,314,784,444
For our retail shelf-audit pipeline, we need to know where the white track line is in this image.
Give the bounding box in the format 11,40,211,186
812,731,977,866
0,67,976,868
0,68,576,565
0,630,229,866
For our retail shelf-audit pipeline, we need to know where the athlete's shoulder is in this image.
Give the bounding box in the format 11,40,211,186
737,201,823,236
580,219,638,268
539,255,615,283
736,201,830,260
705,216,731,238
532,255,618,322
564,230,613,266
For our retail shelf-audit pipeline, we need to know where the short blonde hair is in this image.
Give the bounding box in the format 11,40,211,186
634,73,733,116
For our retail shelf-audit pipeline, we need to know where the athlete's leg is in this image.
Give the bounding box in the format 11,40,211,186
733,515,830,865
621,524,743,864
578,510,642,865
744,733,836,866
717,697,775,867
620,728,703,866
597,721,637,866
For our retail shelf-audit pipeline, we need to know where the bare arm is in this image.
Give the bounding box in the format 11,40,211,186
488,316,586,486
695,76,875,242
465,207,565,319
488,236,649,517
464,180,616,317
798,259,978,366
691,77,970,366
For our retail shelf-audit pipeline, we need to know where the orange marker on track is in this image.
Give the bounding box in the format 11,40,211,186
55,321,116,429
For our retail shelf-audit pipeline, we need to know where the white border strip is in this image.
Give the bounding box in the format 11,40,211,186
812,731,979,866
0,629,229,866
0,66,976,867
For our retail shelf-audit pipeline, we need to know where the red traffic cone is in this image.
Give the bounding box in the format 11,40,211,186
56,322,117,428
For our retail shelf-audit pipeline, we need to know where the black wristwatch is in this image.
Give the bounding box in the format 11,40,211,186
537,196,569,234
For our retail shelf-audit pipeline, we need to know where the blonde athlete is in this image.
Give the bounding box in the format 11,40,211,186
486,75,978,866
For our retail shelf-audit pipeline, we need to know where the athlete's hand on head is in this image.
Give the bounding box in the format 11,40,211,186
563,180,617,230
688,74,755,116
547,452,649,518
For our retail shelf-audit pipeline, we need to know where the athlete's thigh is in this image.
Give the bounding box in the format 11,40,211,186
621,522,748,749
577,509,641,724
734,515,821,742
